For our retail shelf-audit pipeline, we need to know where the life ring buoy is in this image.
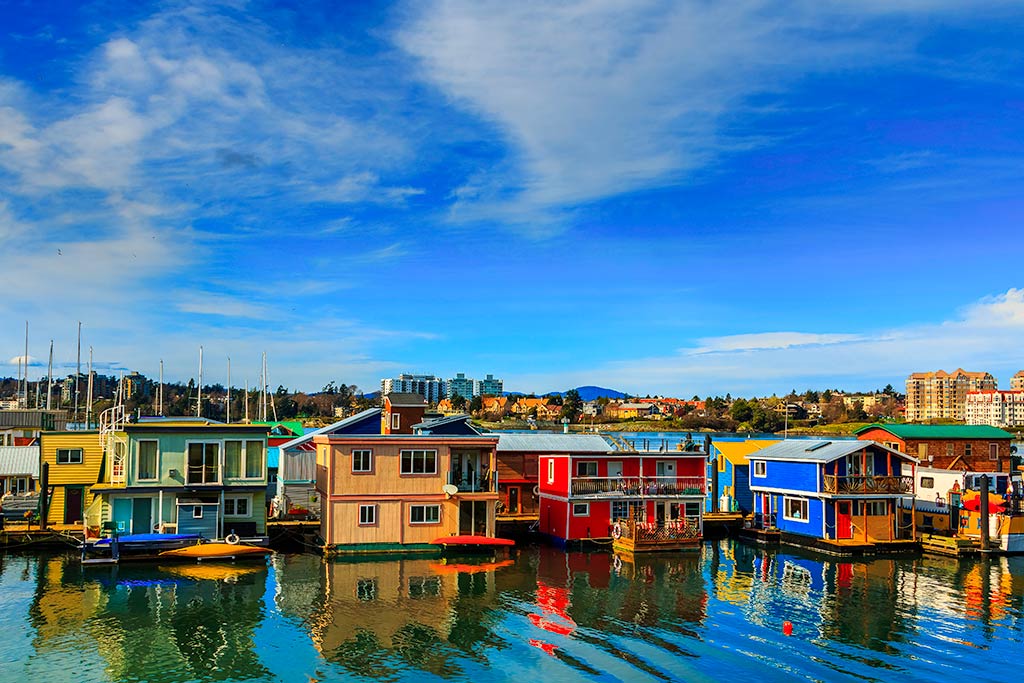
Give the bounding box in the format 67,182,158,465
225,533,240,545
613,554,622,571
612,522,622,540
533,485,540,497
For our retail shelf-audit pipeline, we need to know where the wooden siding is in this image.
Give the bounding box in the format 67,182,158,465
326,497,460,546
39,432,103,524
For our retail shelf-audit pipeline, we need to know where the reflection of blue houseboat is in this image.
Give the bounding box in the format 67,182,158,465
746,440,919,555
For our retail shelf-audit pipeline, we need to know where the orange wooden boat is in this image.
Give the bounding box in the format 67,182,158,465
159,541,271,560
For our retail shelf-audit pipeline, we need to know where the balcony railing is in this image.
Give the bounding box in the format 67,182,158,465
822,475,913,495
616,517,701,542
447,470,496,493
570,476,705,498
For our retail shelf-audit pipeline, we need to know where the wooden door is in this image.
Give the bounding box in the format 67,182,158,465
64,486,84,525
508,486,520,514
837,501,852,539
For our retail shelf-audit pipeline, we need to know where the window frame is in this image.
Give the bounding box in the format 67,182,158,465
920,476,934,489
391,413,401,430
400,449,438,476
782,497,808,523
185,441,221,485
572,503,590,517
135,440,160,481
223,494,253,518
547,459,555,484
575,461,598,477
56,448,83,465
409,504,441,525
611,500,628,521
352,449,374,474
753,460,766,478
358,504,377,526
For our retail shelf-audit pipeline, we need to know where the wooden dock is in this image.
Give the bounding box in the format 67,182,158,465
0,523,83,549
920,533,980,557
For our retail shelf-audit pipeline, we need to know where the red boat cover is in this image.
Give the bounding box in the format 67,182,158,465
430,535,515,546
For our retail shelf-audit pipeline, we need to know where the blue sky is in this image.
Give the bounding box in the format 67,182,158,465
2,0,1024,398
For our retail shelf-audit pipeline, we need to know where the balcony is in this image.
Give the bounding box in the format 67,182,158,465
612,517,702,552
447,470,496,493
822,475,913,495
570,476,705,499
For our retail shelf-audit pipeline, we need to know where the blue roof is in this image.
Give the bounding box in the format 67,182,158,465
278,408,381,451
748,439,917,464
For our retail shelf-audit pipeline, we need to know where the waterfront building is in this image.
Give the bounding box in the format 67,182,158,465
536,438,706,547
748,440,917,549
446,373,475,400
964,390,1024,428
855,423,1013,472
39,430,103,526
314,397,500,552
380,374,445,405
0,409,66,446
904,369,996,422
510,397,561,421
478,373,503,396
705,440,779,515
604,402,658,420
273,408,381,519
0,445,38,496
86,418,270,540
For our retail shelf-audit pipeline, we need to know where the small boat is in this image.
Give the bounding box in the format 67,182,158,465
161,563,267,582
80,533,205,565
159,541,271,561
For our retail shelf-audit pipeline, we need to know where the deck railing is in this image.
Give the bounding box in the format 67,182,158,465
447,470,495,493
570,476,705,498
822,475,913,495
616,517,701,541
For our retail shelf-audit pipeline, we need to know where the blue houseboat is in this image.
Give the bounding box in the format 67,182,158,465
748,440,918,554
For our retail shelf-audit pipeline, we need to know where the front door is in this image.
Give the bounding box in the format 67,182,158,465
837,501,852,539
508,486,520,514
132,498,152,535
64,486,84,525
459,500,488,535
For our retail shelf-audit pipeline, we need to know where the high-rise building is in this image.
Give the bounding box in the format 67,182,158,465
905,369,997,422
380,374,445,405
477,374,503,396
1011,370,1024,391
446,373,475,400
965,390,1024,428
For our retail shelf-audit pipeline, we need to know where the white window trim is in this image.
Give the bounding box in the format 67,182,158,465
352,449,374,473
56,448,83,465
753,460,766,478
572,503,590,517
392,413,401,430
409,504,441,524
358,503,377,526
547,459,555,484
135,440,160,482
224,494,253,518
576,460,598,477
782,496,809,523
185,440,222,485
400,449,438,475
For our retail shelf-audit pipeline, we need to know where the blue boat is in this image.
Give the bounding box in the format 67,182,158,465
81,532,203,565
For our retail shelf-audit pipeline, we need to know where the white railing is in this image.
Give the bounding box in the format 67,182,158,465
570,476,705,498
100,404,127,486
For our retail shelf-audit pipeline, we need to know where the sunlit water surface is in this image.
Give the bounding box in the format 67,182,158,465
1,541,1021,682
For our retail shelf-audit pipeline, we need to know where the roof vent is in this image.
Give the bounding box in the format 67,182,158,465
805,441,832,452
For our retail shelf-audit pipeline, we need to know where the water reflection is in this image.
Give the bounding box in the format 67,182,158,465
3,542,1023,682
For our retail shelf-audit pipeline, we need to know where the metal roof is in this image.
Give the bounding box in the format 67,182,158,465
385,392,427,406
854,423,1013,440
412,414,480,432
748,439,916,464
278,408,381,451
496,433,617,453
0,446,39,477
713,440,782,466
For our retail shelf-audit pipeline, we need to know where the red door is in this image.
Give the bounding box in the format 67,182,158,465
837,501,852,539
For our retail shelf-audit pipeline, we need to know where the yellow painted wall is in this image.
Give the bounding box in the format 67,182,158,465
851,512,895,542
39,431,104,524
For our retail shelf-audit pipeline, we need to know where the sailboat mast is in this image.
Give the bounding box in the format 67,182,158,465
244,380,250,422
86,347,94,429
261,352,267,422
226,357,231,423
46,340,54,410
23,321,29,408
158,360,164,416
74,322,81,427
197,346,203,418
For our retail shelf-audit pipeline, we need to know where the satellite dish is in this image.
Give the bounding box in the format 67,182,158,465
442,484,458,496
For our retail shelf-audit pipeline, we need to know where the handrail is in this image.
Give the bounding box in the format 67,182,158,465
571,475,705,497
822,475,913,494
616,516,701,541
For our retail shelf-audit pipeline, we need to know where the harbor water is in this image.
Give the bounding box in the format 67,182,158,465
1,541,1021,682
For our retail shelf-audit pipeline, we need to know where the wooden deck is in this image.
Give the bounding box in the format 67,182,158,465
612,519,702,554
920,533,980,557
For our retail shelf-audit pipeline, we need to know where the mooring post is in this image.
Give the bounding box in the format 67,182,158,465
980,474,990,552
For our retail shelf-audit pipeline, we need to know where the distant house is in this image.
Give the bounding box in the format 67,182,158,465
604,402,656,420
0,445,39,496
511,398,551,419
381,393,428,434
854,423,1013,472
480,396,511,419
749,440,917,548
1,409,67,446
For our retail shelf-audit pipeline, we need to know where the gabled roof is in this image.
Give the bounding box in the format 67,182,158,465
412,414,482,435
278,408,381,451
496,433,617,453
713,440,781,466
854,423,1013,440
385,392,427,406
0,446,39,477
748,439,916,464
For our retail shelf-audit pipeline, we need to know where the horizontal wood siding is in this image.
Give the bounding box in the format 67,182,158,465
40,432,104,524
327,497,459,546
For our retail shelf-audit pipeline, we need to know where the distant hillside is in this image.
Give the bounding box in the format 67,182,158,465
503,386,627,401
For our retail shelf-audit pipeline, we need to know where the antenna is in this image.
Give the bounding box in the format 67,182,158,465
23,321,29,409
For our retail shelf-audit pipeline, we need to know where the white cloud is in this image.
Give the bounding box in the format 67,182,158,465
690,332,866,355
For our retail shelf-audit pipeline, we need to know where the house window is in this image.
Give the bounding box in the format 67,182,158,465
401,450,437,475
684,502,701,517
245,441,264,478
576,461,598,477
224,495,252,517
225,441,243,478
965,443,972,457
718,454,726,472
783,497,808,522
920,476,934,489
547,459,555,484
946,443,954,458
612,501,628,521
352,450,373,473
136,441,158,480
409,576,441,598
855,501,887,516
192,506,203,519
186,443,220,484
989,443,999,461
358,504,377,526
392,413,401,430
356,578,377,601
409,504,440,524
753,461,766,478
572,503,589,516
56,448,83,465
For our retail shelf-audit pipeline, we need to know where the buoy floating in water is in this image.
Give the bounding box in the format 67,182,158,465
782,620,793,636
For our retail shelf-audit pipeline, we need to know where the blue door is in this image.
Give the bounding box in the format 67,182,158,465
132,498,152,534
112,498,132,533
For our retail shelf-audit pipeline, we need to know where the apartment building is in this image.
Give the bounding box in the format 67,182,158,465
965,390,1024,428
380,374,445,405
1011,371,1024,391
904,369,996,422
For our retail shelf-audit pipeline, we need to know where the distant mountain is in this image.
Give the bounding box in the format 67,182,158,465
503,386,627,401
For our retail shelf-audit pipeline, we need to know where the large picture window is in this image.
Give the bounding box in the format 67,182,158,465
56,448,83,465
401,450,437,475
137,441,158,480
409,504,440,524
783,497,808,522
224,441,265,479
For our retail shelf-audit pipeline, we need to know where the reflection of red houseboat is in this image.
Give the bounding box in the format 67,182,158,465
537,445,707,549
